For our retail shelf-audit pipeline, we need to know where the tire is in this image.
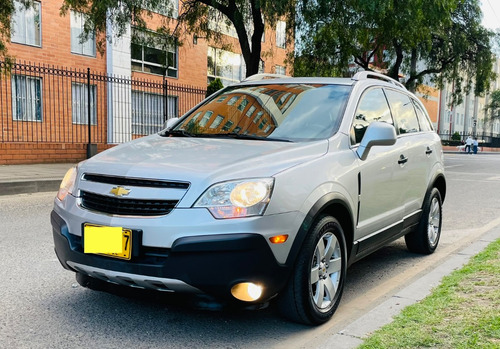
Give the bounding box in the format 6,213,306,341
278,215,347,325
405,187,442,254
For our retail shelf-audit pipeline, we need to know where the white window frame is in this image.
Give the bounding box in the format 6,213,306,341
71,82,96,125
142,0,179,19
11,0,41,47
207,47,244,86
70,11,96,57
276,20,286,49
131,29,178,78
11,75,43,122
275,65,286,76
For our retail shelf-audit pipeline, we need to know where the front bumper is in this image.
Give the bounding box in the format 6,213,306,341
51,210,291,301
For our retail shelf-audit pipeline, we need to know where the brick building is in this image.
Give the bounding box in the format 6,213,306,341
1,0,292,164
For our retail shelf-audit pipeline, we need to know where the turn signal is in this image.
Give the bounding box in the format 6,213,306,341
269,235,288,244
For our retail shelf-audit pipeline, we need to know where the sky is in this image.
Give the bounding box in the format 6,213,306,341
481,0,500,30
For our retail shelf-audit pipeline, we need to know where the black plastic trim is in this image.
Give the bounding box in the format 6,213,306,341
51,210,289,301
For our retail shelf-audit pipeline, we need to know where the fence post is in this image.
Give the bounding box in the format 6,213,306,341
86,67,96,158
164,79,168,121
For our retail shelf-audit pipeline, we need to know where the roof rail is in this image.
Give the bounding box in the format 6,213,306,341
352,71,406,90
242,73,288,82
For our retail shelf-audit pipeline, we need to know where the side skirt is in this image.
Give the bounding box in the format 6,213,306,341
352,210,422,263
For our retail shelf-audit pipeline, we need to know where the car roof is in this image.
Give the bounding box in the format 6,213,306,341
235,72,407,91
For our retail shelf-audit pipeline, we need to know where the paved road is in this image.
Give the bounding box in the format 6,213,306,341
0,154,499,348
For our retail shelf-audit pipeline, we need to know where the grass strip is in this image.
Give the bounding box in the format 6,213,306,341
358,238,500,349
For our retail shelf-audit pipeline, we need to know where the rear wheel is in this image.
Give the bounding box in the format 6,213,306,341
278,215,347,325
405,187,442,254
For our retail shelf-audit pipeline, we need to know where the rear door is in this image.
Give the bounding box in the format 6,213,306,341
384,89,428,221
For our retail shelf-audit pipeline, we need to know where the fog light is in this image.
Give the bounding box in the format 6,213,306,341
231,282,263,302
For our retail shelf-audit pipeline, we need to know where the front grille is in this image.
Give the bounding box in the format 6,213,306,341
80,191,177,216
83,174,189,189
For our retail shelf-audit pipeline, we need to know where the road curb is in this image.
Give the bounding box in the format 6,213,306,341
0,180,60,196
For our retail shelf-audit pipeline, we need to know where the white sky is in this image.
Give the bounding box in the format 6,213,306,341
481,0,500,30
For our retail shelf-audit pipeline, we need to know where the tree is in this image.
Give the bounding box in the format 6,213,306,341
206,77,223,97
0,0,15,64
56,0,294,78
295,0,497,103
484,89,500,122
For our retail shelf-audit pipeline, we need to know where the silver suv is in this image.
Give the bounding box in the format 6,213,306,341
51,72,446,325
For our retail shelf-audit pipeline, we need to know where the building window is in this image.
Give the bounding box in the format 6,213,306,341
131,29,178,78
227,96,239,106
11,75,42,121
11,1,41,47
237,98,248,111
222,120,234,131
275,65,286,75
276,20,286,48
208,47,244,86
246,105,256,117
210,115,224,129
72,83,96,125
132,91,177,135
70,11,96,57
199,111,213,127
143,0,178,19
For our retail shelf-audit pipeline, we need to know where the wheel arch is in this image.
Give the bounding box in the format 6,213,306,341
432,173,446,204
285,193,355,267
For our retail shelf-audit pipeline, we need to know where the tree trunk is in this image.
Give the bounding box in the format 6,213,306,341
408,48,418,93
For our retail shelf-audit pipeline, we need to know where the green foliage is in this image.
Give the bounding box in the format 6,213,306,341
484,89,500,123
206,78,223,97
0,0,15,65
295,0,497,103
451,131,461,141
57,0,295,78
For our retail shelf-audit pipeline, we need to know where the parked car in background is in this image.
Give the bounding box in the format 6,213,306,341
51,72,446,325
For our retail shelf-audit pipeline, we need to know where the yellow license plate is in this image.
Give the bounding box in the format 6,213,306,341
84,224,132,260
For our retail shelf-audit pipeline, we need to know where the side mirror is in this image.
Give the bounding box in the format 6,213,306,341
163,117,179,130
356,122,397,161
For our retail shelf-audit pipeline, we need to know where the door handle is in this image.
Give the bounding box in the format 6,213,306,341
398,155,408,164
426,147,433,155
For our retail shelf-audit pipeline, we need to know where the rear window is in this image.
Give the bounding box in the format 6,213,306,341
174,83,351,142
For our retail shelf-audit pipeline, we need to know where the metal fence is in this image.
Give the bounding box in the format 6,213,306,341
0,61,206,144
438,131,500,147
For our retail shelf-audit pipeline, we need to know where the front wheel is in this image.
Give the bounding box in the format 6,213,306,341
405,187,442,254
278,215,347,325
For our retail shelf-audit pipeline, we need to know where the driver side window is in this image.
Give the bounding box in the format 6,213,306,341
351,88,393,145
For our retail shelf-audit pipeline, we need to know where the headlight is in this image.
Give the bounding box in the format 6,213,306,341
194,178,274,219
57,166,77,201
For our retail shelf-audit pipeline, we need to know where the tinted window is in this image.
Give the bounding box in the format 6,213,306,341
174,84,351,142
412,100,433,131
351,88,393,144
385,90,420,134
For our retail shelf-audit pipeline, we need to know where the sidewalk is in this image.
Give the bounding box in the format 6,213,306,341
0,163,73,196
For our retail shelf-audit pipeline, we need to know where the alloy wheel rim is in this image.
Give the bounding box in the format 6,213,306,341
427,197,441,247
310,232,342,311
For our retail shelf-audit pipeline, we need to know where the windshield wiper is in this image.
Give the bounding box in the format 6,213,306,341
161,129,195,137
210,132,292,142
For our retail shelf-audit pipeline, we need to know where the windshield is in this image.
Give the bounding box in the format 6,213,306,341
171,83,351,142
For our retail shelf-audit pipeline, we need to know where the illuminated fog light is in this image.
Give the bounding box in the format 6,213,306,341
231,282,263,302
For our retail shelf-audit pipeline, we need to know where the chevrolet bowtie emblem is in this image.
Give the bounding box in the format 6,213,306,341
109,186,130,197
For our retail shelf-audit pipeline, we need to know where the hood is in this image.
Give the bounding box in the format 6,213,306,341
79,134,328,185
